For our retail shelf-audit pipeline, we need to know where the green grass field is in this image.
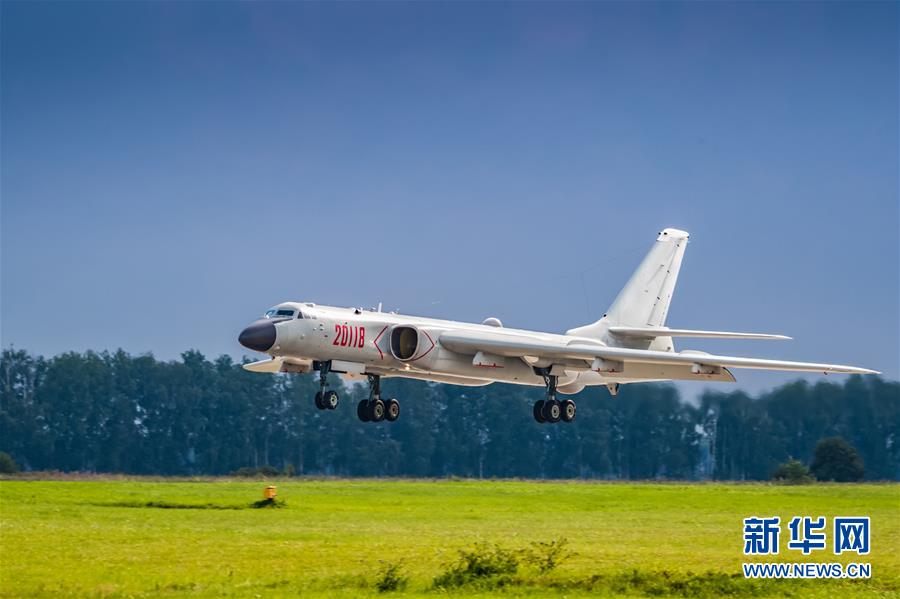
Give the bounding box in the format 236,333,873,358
1,478,897,597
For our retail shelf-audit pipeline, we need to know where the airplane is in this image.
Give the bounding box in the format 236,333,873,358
238,228,879,424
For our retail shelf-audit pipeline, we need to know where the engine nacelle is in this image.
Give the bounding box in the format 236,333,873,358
557,381,586,395
389,325,436,362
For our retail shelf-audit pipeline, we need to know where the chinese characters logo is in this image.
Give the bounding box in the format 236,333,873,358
743,516,870,556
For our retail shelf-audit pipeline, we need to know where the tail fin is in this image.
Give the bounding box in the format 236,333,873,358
568,228,689,340
606,228,689,326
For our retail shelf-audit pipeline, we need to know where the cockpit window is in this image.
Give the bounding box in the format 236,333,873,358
265,309,296,319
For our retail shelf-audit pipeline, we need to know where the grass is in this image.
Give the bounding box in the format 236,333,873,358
0,478,897,597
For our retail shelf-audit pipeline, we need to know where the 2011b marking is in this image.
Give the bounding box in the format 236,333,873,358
333,324,365,348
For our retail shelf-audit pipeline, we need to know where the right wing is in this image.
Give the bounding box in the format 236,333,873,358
243,358,285,372
439,330,878,375
243,357,312,373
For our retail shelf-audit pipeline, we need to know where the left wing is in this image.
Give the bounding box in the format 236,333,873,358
439,330,878,375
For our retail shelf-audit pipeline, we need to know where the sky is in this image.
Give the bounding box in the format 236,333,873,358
2,1,898,397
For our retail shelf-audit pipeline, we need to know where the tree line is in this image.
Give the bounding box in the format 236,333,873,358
1,348,897,480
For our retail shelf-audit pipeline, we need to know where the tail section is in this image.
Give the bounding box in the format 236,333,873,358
567,228,689,344
606,228,689,327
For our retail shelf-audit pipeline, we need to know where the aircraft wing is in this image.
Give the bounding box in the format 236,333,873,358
438,330,879,375
242,357,312,373
608,327,791,340
243,357,288,372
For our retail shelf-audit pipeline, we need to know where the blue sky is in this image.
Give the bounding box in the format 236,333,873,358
2,1,897,395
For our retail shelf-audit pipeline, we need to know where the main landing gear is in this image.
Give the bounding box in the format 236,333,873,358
357,374,400,423
313,361,339,410
532,370,576,424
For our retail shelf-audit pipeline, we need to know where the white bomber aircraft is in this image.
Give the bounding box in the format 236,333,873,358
238,228,878,424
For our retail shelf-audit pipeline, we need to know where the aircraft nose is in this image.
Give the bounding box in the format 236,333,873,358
238,320,276,352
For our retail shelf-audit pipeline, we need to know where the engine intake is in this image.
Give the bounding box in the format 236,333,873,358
390,326,420,361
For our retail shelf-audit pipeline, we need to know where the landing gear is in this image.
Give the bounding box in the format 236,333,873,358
385,398,400,422
314,389,339,410
533,400,546,423
357,375,400,423
369,399,386,422
561,399,576,423
322,390,339,410
313,361,339,410
357,399,371,422
309,364,400,420
543,399,562,423
532,369,576,424
606,383,620,397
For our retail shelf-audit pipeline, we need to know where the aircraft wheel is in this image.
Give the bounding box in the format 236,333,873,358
357,400,371,422
323,389,339,410
314,391,326,410
369,399,386,422
543,399,561,423
561,399,576,422
385,399,400,422
533,400,546,423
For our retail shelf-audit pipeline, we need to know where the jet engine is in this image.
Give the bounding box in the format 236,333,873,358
389,325,435,362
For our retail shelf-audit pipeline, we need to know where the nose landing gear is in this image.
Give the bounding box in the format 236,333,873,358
313,361,339,410
532,369,576,424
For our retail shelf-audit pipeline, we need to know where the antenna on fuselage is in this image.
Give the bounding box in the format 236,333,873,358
377,302,383,313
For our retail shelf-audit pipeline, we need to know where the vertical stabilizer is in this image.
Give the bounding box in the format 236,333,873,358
567,228,689,343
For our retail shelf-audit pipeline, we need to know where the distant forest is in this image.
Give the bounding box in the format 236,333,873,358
1,348,898,480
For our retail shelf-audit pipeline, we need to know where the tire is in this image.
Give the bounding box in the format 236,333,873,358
561,399,576,422
385,399,400,422
314,391,325,410
369,399,385,422
543,399,561,423
357,400,371,422
324,390,339,410
533,400,546,423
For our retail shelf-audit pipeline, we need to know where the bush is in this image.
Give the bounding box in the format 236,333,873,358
810,437,865,482
432,542,520,589
523,538,574,574
375,562,408,593
567,569,771,596
771,458,815,484
0,451,19,474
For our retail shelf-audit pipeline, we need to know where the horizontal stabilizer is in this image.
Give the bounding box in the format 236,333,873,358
609,327,791,341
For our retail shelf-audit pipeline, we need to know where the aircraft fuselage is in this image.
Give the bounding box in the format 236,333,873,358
239,303,610,391
237,228,877,424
